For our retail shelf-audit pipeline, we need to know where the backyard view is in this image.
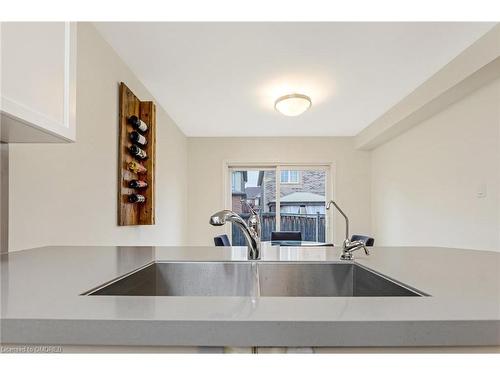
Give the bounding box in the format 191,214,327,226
230,167,327,245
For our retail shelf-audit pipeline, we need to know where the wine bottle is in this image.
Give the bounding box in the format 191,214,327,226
128,194,146,203
127,161,147,174
128,115,148,132
130,131,147,146
129,145,147,160
129,180,148,189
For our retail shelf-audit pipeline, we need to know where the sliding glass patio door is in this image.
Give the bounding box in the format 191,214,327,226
227,164,331,245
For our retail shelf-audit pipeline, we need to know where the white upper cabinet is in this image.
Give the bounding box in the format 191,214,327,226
1,22,77,143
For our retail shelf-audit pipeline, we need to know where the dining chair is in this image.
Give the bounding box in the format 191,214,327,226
271,231,302,241
214,234,231,247
350,234,375,247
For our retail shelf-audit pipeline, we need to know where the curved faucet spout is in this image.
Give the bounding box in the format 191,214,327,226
326,200,349,241
209,210,261,260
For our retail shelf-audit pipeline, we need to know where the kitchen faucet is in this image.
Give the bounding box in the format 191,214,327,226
209,207,261,260
326,200,369,260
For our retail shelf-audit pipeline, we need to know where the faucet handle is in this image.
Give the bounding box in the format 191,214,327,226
341,241,369,260
351,241,369,255
359,244,370,255
361,243,369,255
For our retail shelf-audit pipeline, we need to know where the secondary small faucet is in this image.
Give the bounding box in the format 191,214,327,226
326,200,369,261
209,208,261,260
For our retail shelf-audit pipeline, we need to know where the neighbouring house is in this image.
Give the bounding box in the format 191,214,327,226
231,170,247,214
244,186,262,212
259,169,326,214
231,169,326,215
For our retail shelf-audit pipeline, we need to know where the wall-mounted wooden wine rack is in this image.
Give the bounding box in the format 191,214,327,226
118,82,156,226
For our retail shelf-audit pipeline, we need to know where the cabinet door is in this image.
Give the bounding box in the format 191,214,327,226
1,22,76,142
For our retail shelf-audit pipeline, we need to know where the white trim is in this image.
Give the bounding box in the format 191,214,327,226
64,22,77,140
221,161,232,242
225,161,332,168
275,165,281,231
1,96,71,139
63,22,70,129
0,22,76,142
327,163,335,244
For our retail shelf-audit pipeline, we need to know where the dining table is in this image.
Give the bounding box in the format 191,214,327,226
263,240,334,247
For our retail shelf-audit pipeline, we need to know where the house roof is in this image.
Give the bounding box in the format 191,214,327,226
245,187,261,199
270,192,325,203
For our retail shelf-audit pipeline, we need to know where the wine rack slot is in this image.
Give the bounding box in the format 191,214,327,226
118,82,156,225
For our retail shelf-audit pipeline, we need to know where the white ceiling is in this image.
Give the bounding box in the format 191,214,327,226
94,22,495,137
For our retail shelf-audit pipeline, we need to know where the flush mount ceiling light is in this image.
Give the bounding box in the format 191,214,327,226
274,93,312,117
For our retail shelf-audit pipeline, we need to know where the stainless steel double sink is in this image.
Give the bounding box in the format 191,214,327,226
86,262,425,297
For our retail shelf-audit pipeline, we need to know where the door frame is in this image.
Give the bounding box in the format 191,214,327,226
223,161,335,244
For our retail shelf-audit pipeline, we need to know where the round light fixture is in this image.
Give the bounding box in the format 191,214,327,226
274,93,312,116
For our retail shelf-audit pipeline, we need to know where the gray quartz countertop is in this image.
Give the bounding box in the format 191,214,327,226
1,245,499,347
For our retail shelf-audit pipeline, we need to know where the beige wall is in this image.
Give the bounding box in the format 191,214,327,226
371,78,500,251
8,23,188,251
186,137,371,246
1,143,8,253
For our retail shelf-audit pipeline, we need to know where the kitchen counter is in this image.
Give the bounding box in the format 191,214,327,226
1,245,499,347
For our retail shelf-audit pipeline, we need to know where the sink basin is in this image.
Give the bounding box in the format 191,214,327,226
86,261,424,297
88,262,254,296
258,263,422,296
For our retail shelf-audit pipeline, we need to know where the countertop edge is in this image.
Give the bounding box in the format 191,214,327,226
2,318,500,347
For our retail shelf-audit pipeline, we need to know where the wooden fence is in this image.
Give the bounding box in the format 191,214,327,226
232,212,325,246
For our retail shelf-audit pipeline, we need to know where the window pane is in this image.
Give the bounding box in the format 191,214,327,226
232,172,244,192
280,170,288,183
281,170,299,184
279,169,326,242
230,169,276,245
